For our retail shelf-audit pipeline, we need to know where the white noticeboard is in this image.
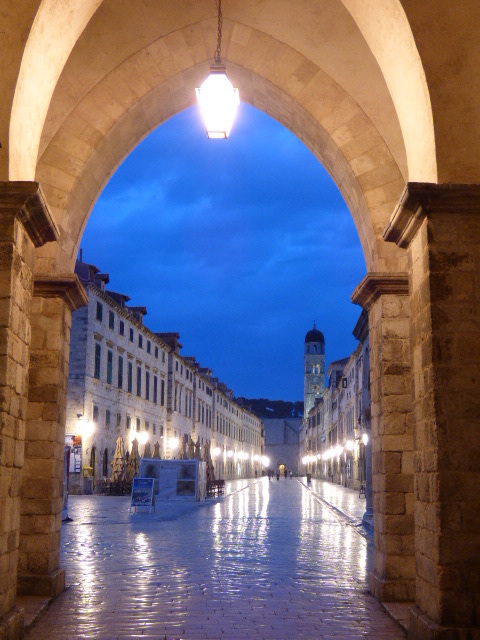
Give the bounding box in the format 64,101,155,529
139,459,206,501
130,477,155,513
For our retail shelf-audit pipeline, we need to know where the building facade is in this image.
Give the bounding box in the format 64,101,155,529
263,418,302,475
66,260,264,491
300,335,371,492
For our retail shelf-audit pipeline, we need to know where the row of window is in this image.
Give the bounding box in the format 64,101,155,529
92,404,165,437
172,361,214,401
95,301,166,361
93,343,261,439
215,415,261,447
94,343,165,404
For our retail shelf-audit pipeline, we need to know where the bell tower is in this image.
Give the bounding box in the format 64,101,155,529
304,323,325,417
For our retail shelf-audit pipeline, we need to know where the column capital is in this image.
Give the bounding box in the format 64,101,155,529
33,274,88,311
383,182,480,248
0,181,59,247
351,272,409,311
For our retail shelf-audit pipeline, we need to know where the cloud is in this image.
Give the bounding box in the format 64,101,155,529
81,104,366,401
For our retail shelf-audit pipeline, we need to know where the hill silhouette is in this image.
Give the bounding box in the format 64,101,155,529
236,398,303,420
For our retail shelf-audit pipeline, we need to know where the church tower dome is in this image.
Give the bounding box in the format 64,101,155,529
304,323,325,417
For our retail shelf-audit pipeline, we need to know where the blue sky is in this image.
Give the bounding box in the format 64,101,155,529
81,103,366,402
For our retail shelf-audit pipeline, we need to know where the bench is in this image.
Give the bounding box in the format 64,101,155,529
206,479,225,498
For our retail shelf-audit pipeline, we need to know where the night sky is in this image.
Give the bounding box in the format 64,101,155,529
80,103,366,402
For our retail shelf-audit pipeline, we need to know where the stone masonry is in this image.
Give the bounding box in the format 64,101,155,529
385,183,480,638
352,273,415,603
0,182,58,638
18,277,87,598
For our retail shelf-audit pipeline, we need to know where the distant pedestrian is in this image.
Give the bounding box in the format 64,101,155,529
284,468,287,479
276,470,280,481
289,471,292,479
255,469,258,478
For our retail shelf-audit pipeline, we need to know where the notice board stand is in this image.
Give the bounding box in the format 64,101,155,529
130,477,155,513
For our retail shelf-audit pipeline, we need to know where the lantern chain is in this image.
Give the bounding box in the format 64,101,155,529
215,0,223,64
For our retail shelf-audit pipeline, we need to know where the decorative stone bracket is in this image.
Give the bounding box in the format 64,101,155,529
33,274,88,311
383,182,480,248
0,181,59,247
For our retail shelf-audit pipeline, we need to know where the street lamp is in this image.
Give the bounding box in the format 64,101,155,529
137,431,149,446
77,414,94,437
169,437,179,456
196,0,239,138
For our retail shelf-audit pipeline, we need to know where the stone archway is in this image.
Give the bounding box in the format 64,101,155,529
2,2,480,638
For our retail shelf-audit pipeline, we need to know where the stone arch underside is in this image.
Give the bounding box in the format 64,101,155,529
34,17,409,277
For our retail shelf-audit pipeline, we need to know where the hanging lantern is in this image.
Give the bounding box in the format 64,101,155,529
196,1,239,138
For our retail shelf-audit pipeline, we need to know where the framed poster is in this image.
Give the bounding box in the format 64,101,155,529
139,459,206,501
130,477,155,512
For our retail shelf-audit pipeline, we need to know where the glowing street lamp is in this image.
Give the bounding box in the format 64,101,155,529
346,440,355,452
137,431,149,446
196,0,239,138
77,414,94,437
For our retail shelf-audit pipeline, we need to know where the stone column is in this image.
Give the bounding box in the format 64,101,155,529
0,182,58,637
18,276,87,597
384,183,480,639
352,273,415,602
353,310,374,527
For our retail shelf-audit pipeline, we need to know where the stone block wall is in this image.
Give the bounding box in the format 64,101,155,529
352,273,415,603
0,214,35,618
18,293,73,596
408,205,480,629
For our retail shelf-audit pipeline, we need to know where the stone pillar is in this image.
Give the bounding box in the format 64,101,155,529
352,274,415,602
18,276,87,597
353,310,374,528
384,183,480,639
0,182,58,637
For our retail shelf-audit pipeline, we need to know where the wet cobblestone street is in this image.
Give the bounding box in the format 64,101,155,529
28,478,405,639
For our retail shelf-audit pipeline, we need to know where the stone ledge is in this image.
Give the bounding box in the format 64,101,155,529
15,595,51,632
370,570,416,603
16,568,65,599
409,606,480,640
382,601,413,634
0,606,24,640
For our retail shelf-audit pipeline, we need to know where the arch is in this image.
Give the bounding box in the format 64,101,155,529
34,59,406,276
3,4,480,637
8,0,102,180
5,0,446,279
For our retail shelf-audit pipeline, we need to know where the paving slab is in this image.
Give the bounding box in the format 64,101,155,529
27,478,406,639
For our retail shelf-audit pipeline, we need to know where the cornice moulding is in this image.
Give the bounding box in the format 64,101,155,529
384,182,480,248
34,274,88,311
351,273,409,311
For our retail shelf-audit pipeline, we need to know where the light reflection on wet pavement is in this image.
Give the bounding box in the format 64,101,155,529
28,478,405,639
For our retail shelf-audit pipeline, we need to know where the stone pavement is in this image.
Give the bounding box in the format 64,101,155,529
306,478,369,523
27,477,406,639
